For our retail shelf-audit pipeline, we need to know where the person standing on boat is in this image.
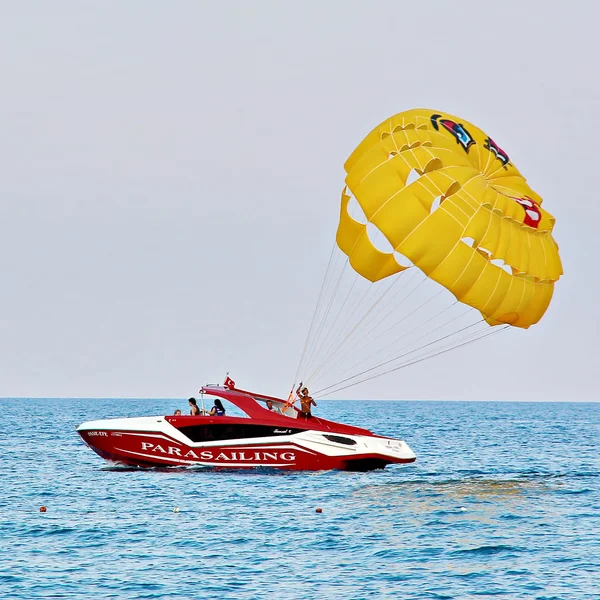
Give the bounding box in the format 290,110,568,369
296,384,317,419
188,398,201,416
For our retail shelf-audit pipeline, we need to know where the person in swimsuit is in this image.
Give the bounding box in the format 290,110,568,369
266,399,282,414
208,399,226,416
296,384,317,419
188,398,201,416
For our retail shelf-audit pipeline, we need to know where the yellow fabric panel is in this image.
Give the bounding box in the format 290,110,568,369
336,190,365,257
528,234,547,280
439,197,472,228
347,147,467,220
391,146,445,174
479,266,513,319
335,190,406,282
344,111,442,172
411,167,479,207
458,173,490,205
518,228,532,277
431,241,487,299
504,223,523,273
480,185,499,209
444,192,477,223
489,177,534,199
381,128,442,154
380,129,417,151
345,144,392,192
397,208,464,274
369,186,430,248
352,160,405,220
487,275,528,325
362,167,478,248
514,275,537,318
347,135,449,193
494,218,513,262
539,235,563,281
514,281,554,327
469,266,523,324
358,165,482,234
347,230,407,282
480,215,502,255
494,193,521,222
465,208,498,251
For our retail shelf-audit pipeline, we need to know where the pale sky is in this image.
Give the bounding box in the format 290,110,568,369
1,1,598,401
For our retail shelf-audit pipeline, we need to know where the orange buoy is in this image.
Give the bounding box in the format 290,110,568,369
315,507,322,513
40,506,47,513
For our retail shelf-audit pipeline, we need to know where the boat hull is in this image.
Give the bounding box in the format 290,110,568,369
77,418,416,472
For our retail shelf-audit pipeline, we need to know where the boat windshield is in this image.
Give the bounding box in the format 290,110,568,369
200,395,251,419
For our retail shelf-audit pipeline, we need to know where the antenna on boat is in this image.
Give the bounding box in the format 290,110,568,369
200,387,206,415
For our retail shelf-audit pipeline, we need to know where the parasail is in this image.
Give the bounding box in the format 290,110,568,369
295,108,563,397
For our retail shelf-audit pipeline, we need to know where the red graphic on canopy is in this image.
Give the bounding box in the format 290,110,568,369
512,196,541,228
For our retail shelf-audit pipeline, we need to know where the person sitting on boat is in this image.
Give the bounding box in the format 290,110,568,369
266,399,282,414
188,398,201,416
208,398,226,416
296,384,317,419
173,409,182,416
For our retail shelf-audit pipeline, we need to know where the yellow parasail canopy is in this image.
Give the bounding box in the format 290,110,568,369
336,109,563,329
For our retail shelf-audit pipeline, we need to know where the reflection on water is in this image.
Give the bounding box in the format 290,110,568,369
354,477,555,505
345,477,561,534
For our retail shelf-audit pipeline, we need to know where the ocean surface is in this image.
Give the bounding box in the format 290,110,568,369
0,398,598,599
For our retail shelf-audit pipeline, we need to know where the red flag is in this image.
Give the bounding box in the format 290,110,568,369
224,376,235,389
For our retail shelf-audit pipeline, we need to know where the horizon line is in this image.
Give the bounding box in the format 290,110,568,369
0,397,597,403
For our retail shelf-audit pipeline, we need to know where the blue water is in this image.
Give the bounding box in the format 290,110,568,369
0,399,598,599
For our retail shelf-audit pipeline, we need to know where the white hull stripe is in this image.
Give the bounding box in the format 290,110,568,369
113,432,319,454
115,432,183,445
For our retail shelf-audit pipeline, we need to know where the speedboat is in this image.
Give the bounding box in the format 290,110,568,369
76,384,416,471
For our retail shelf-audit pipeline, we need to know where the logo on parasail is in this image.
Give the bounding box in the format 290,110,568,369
430,113,475,153
512,196,541,228
484,137,510,168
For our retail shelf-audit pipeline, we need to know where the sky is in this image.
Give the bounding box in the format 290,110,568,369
0,1,598,401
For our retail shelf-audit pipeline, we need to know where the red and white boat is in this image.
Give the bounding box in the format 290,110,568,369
77,384,416,471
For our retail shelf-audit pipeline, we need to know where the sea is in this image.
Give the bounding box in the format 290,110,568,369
0,398,598,600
